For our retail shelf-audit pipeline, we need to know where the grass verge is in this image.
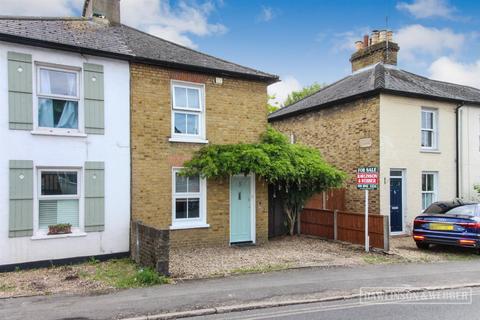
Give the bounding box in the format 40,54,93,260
81,258,170,289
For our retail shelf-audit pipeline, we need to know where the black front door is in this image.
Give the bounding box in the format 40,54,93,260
390,176,403,232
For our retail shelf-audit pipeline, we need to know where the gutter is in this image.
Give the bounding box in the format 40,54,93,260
455,103,465,198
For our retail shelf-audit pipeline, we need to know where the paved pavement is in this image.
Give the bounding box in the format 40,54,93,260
2,260,480,320
190,287,480,320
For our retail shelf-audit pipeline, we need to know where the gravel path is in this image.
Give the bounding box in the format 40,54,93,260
170,236,369,279
170,235,480,279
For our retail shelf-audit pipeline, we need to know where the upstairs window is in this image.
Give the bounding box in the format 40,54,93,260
421,108,438,149
171,81,205,141
37,66,80,131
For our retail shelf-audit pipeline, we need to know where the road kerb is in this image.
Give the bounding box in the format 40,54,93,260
122,282,480,320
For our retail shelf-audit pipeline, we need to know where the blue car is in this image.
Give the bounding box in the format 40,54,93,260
413,200,480,251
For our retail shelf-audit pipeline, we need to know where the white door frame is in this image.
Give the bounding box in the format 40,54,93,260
229,173,256,244
390,169,406,235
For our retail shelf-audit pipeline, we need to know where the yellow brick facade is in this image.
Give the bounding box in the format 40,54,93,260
270,96,381,214
130,63,269,247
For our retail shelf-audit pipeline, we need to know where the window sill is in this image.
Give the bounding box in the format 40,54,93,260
169,223,210,230
169,137,209,144
31,232,87,240
31,131,87,138
420,149,441,154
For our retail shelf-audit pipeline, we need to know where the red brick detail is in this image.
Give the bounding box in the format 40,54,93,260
169,71,210,84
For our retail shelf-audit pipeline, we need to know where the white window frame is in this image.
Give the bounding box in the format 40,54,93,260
34,167,84,237
170,167,208,229
170,80,207,143
33,63,83,136
421,108,438,150
421,171,438,211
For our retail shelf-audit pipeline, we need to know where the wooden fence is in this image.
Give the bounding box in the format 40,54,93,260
301,208,390,251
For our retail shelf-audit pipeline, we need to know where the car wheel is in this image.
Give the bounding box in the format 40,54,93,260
416,242,430,250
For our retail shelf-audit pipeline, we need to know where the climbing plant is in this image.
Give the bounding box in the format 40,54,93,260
181,127,345,235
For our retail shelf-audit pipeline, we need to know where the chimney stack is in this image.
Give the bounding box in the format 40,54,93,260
350,29,399,72
83,0,121,25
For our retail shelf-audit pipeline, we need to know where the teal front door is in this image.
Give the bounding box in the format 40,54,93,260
230,175,253,243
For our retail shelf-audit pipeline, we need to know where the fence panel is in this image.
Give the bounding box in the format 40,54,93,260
301,209,335,240
301,208,388,251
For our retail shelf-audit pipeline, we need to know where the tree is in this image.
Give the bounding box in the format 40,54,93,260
267,94,280,113
284,82,326,107
181,127,345,235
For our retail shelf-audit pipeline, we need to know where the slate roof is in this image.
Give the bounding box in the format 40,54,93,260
269,63,480,121
0,17,278,83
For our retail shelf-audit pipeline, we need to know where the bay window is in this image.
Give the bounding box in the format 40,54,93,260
37,66,80,131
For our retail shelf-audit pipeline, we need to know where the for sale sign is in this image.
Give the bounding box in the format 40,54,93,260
357,167,379,190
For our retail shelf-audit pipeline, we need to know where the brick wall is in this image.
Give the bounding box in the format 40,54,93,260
131,221,169,275
131,63,269,248
270,96,381,214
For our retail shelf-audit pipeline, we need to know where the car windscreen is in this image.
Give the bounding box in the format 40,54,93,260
446,204,479,216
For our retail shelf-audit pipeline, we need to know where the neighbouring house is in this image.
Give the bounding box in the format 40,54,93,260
0,0,277,269
269,30,480,235
0,3,131,268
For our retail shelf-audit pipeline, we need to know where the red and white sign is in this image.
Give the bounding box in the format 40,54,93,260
356,173,378,184
356,167,379,190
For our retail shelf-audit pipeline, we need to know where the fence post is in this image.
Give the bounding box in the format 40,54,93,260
383,215,390,252
333,209,338,241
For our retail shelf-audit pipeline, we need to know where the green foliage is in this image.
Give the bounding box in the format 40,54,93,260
267,94,280,113
88,256,100,265
134,268,168,286
284,82,326,107
181,127,346,235
89,259,169,289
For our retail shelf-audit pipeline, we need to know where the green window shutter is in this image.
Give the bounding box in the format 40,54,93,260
84,161,105,232
84,63,105,134
8,52,33,130
9,160,33,237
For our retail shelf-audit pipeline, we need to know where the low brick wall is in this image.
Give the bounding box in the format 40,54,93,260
131,221,170,275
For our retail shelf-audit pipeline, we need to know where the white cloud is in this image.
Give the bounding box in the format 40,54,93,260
257,6,277,22
0,0,82,16
268,76,302,107
122,0,227,48
429,57,480,89
396,24,465,60
396,0,455,19
329,27,371,53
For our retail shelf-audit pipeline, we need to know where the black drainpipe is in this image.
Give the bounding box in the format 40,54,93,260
455,102,465,198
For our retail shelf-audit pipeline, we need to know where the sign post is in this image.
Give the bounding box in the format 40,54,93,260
357,167,379,252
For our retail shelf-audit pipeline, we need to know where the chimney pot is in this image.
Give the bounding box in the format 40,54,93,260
371,30,380,45
355,41,364,51
363,35,369,47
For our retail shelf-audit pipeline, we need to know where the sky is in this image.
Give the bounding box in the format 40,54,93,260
2,0,480,106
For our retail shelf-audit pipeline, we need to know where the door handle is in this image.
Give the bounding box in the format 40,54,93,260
238,192,241,200
392,206,399,210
